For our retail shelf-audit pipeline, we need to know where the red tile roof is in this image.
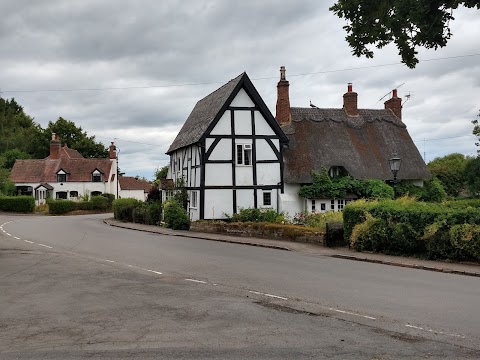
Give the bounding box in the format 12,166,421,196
119,177,152,192
11,146,113,183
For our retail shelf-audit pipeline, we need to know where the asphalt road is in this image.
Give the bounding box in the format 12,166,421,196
1,213,479,359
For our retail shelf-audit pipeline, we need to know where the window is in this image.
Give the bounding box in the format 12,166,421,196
165,190,174,201
330,199,335,210
70,191,78,198
321,203,326,211
311,199,316,212
191,191,198,208
92,170,102,182
236,144,252,165
56,191,67,199
91,191,102,197
337,199,345,210
57,174,66,183
263,192,271,206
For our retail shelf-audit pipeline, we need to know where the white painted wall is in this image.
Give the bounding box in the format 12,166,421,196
208,139,232,161
254,111,275,135
235,166,253,186
120,189,146,201
230,88,255,107
256,163,281,185
204,189,232,219
236,189,255,211
205,163,232,186
255,139,277,161
279,183,304,217
210,112,231,135
234,110,252,135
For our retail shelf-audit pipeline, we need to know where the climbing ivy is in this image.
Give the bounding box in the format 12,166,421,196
298,169,394,200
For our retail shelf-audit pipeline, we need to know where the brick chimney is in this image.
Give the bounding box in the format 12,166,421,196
343,83,358,116
384,89,402,120
109,142,117,159
49,133,61,159
276,66,291,126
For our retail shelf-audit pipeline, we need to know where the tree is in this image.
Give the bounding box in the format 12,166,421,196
428,153,469,197
464,156,480,196
154,165,169,181
42,117,108,158
330,1,480,68
473,110,480,152
2,149,30,169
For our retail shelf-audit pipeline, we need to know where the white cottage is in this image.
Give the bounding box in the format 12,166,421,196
166,72,289,220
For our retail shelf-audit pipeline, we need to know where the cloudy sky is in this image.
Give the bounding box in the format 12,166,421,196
1,1,479,179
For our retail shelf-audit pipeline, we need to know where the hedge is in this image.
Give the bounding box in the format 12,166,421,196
48,199,77,215
163,199,190,230
0,196,35,213
344,198,480,261
113,198,143,222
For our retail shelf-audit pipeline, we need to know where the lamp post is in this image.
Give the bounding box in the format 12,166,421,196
116,147,120,199
389,155,401,198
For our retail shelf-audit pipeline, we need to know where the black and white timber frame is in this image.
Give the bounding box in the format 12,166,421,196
166,73,288,220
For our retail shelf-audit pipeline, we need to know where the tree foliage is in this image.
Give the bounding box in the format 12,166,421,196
428,153,469,197
154,165,169,181
473,110,480,152
330,1,480,68
465,156,480,196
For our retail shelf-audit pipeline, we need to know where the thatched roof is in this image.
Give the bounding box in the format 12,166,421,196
283,108,431,183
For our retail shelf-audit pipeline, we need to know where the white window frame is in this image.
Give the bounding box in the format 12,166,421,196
191,191,198,209
337,199,345,210
92,170,102,182
311,199,316,212
236,143,252,166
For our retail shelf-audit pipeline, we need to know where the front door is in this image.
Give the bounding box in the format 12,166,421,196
36,189,47,205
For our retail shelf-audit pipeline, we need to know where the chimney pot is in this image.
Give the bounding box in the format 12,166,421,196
49,133,61,159
109,142,117,159
348,83,353,93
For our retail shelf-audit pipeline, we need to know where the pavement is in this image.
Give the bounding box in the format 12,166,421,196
104,218,480,278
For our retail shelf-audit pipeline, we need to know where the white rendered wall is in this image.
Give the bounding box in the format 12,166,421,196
210,112,231,135
254,111,275,135
235,166,253,186
208,139,232,161
255,140,277,161
256,163,281,185
236,189,255,211
205,163,232,186
279,183,304,217
257,189,278,210
204,189,233,219
234,110,252,135
120,189,146,201
230,88,255,107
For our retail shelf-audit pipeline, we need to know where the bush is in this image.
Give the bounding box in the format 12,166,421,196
229,208,287,223
146,201,162,225
344,198,480,260
101,193,115,206
76,201,94,210
0,196,35,213
293,211,343,231
113,198,142,222
90,195,111,211
47,199,77,215
163,199,190,230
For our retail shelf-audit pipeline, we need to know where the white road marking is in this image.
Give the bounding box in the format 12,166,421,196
5,233,11,236
405,324,424,330
146,269,163,275
249,290,288,301
37,244,53,249
329,308,376,320
24,240,34,244
185,278,207,284
405,324,465,339
104,259,115,263
14,236,20,240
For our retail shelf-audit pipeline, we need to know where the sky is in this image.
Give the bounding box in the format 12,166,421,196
1,1,479,180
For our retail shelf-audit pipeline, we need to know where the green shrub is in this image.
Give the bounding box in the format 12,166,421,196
163,199,190,230
113,198,142,222
344,197,480,260
101,193,116,205
76,201,94,210
90,195,110,211
146,201,162,225
230,207,286,223
293,211,343,232
47,199,77,215
0,196,35,213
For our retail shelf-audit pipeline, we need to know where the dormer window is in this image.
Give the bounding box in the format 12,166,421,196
92,170,102,182
57,170,67,183
328,166,348,178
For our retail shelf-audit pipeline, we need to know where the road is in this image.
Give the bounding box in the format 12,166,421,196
1,213,479,359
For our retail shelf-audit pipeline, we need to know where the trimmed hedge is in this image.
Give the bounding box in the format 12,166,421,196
48,199,77,215
113,198,143,222
344,198,480,261
0,196,35,213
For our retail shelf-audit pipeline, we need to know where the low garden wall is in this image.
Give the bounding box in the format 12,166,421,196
191,221,325,245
